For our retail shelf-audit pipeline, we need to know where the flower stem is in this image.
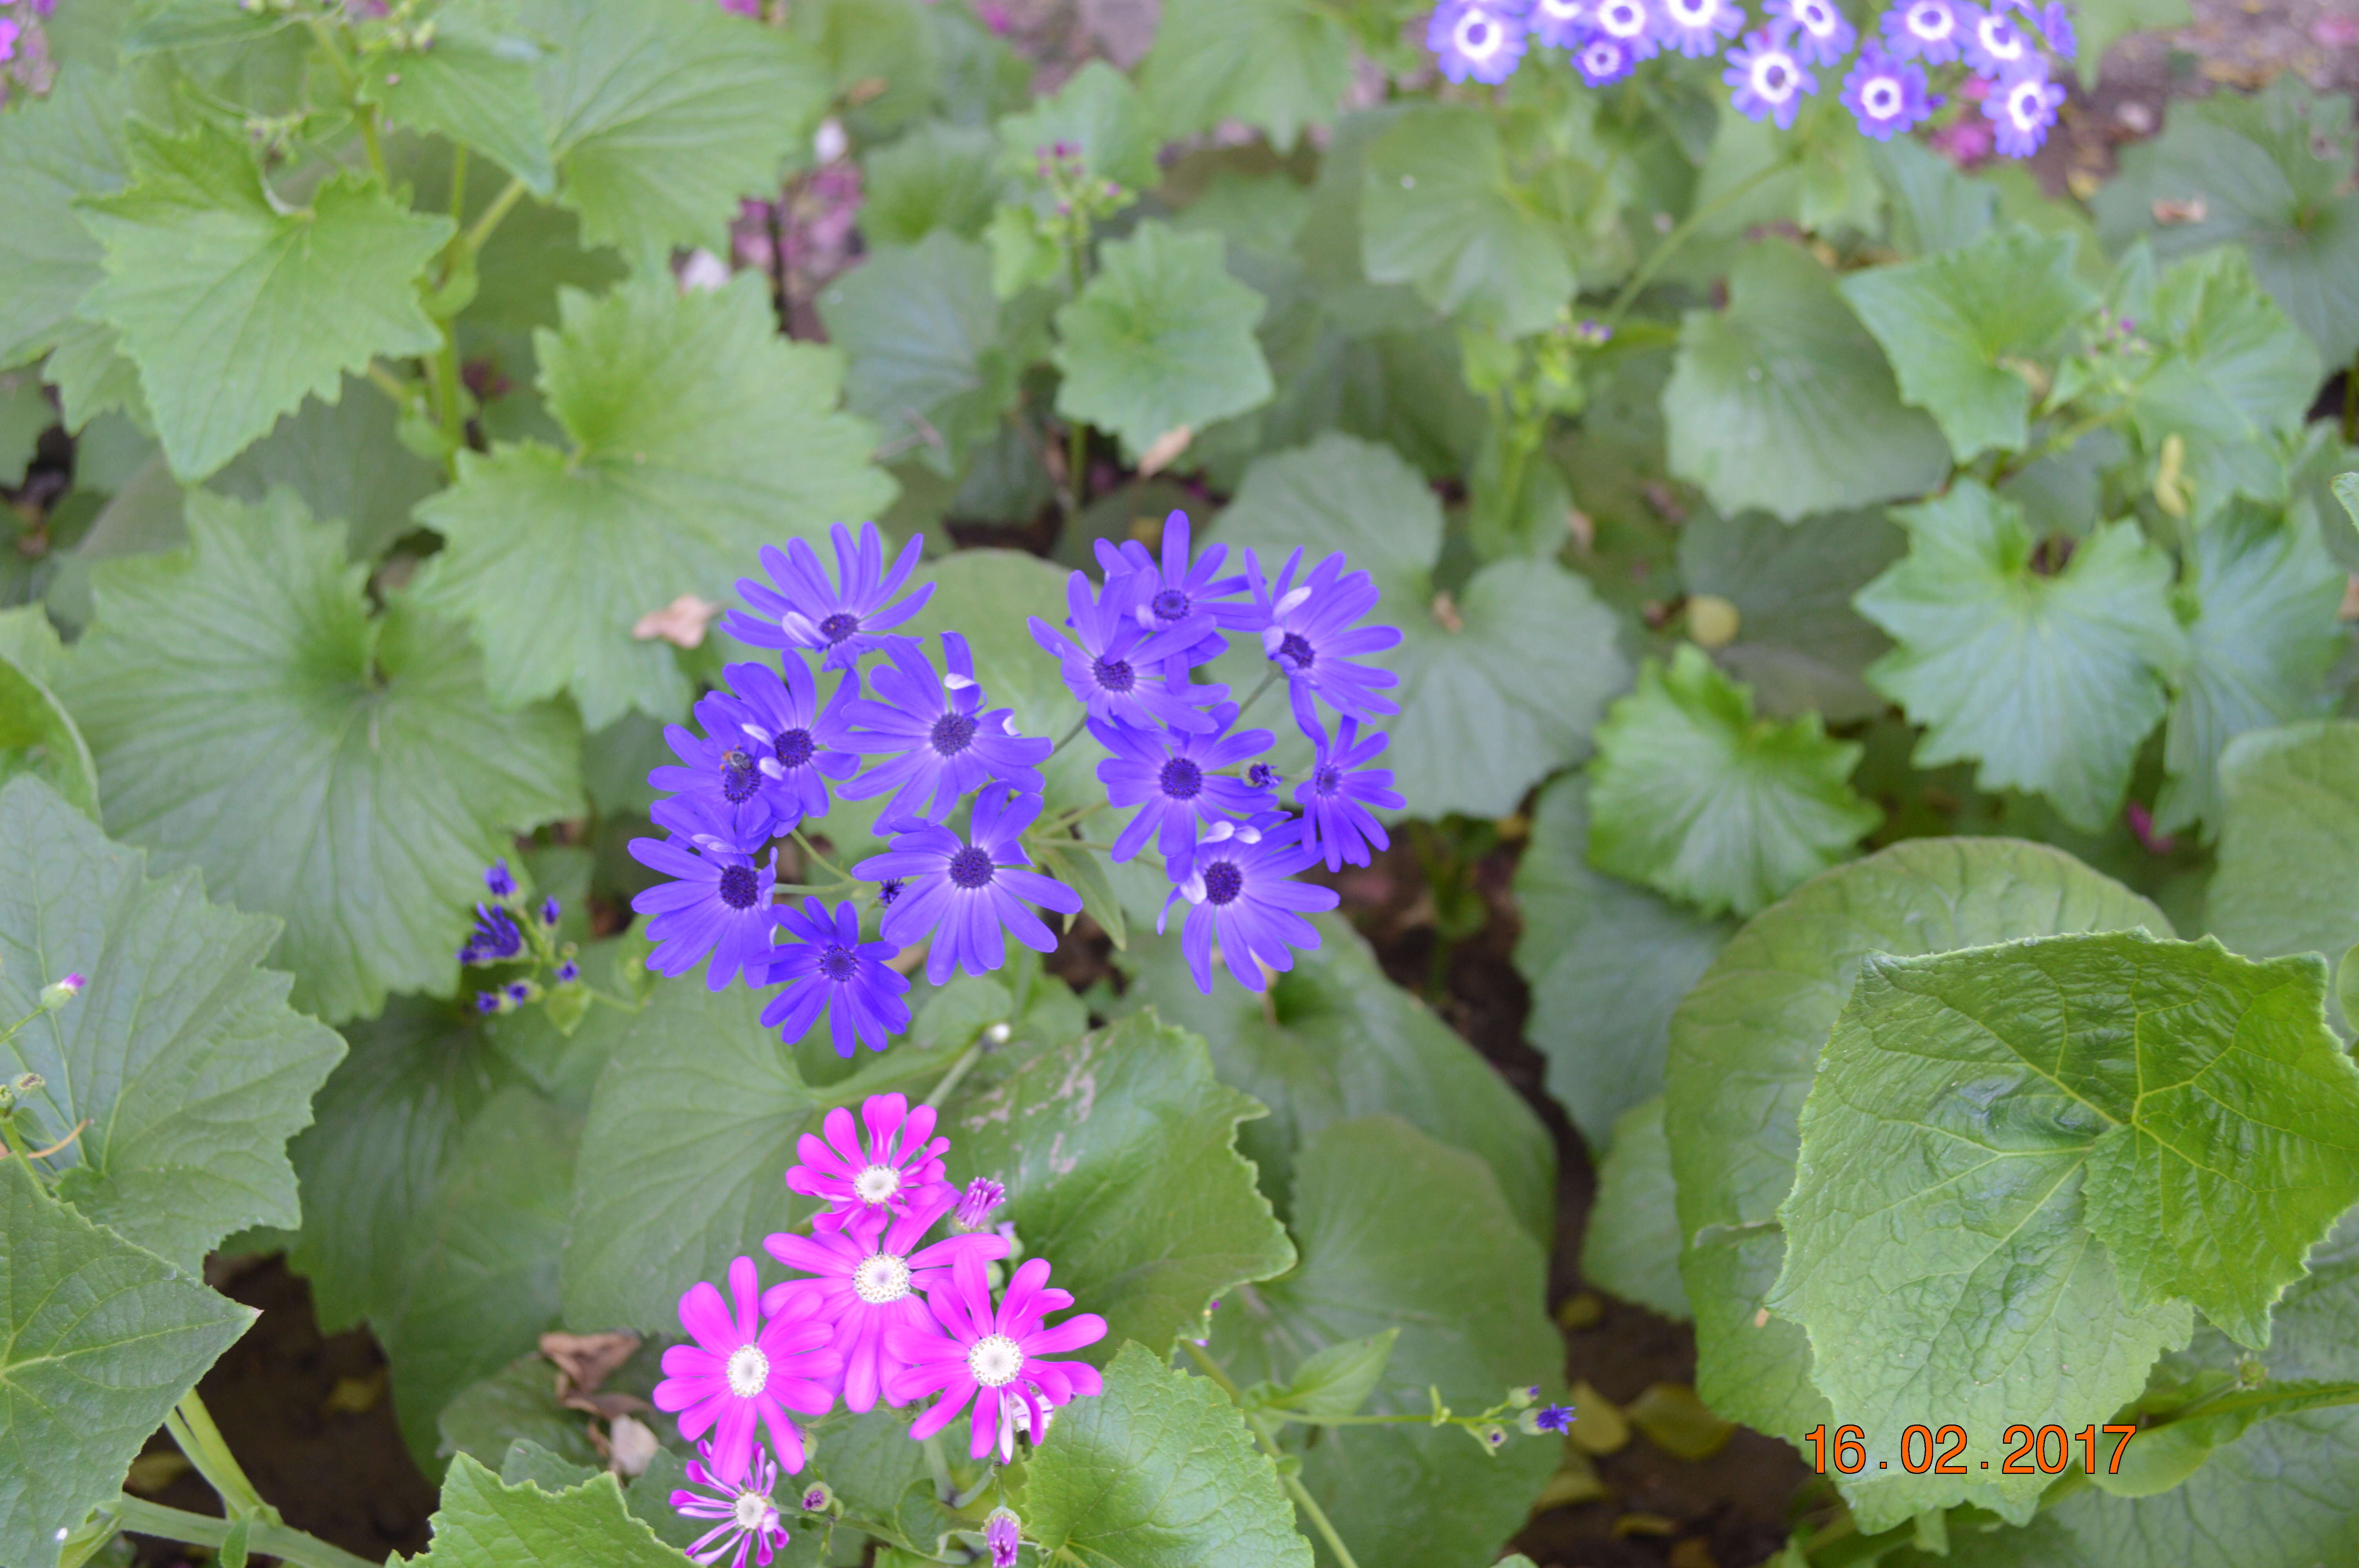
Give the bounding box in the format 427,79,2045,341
462,177,530,258
792,828,854,885
921,1036,989,1109
1602,154,1793,330
1184,1342,1363,1568
1235,666,1282,722
164,1391,269,1516
1045,713,1091,757
111,1497,376,1568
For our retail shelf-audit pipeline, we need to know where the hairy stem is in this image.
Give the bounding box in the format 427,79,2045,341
111,1498,376,1568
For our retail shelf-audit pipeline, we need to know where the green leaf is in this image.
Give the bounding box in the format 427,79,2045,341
1588,644,1879,918
2152,504,2347,838
358,1,556,196
861,120,1002,244
211,372,447,562
1856,480,2187,832
2072,0,2194,82
1022,1343,1311,1568
1674,506,1906,724
1510,775,1731,1146
0,65,131,369
946,1014,1297,1360
439,1355,606,1473
1256,1329,1398,1420
1211,432,1628,818
1359,106,1578,338
119,0,299,53
1578,1096,1690,1320
1138,0,1353,151
2094,1378,2359,1497
0,1158,254,1568
1664,839,2166,1454
1053,221,1273,460
1118,911,1556,1246
77,120,454,479
380,1087,580,1466
996,60,1161,191
1868,136,1996,259
498,1439,596,1492
0,369,48,485
1663,240,1951,522
0,775,346,1269
407,1453,686,1568
56,489,584,1023
789,0,941,142
0,650,100,819
2094,78,2359,365
520,0,830,257
416,277,893,728
1206,1118,1560,1568
818,232,1020,479
1839,227,2096,461
2208,720,2359,1028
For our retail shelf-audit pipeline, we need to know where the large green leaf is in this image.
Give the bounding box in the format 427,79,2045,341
1588,644,1880,918
861,120,1001,244
57,490,584,1023
2152,504,2347,838
76,120,453,479
519,0,830,257
818,232,1021,479
407,1454,686,1568
1022,1343,1312,1568
358,0,556,196
1119,912,1556,1244
0,65,130,369
1137,0,1353,151
2094,78,2359,366
416,277,892,728
211,372,447,562
0,650,100,819
1579,1096,1690,1320
945,1014,1297,1360
0,1158,254,1568
1674,506,1905,724
996,60,1161,192
1211,432,1627,818
1839,227,2095,461
1856,481,2186,832
1664,839,2166,1454
1511,775,1731,1146
1208,1117,1560,1568
1053,221,1273,461
2208,719,2359,1027
1663,240,1950,522
0,775,345,1270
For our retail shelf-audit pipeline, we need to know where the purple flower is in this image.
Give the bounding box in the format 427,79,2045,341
1985,65,2065,156
839,635,1050,824
1093,703,1276,876
1160,823,1340,994
1841,48,1933,140
1528,0,1589,49
474,990,502,1015
539,895,561,927
671,1439,789,1568
1959,3,2034,77
985,1509,1022,1568
1427,0,1529,85
554,960,580,984
505,981,532,1004
0,21,16,64
784,1093,951,1236
1766,0,1855,64
1725,27,1817,128
704,660,861,833
457,904,524,965
1591,0,1660,60
1654,0,1741,58
1092,510,1249,664
1881,0,1964,64
1298,717,1404,873
856,789,1085,986
1574,34,1638,83
652,1257,841,1483
649,718,778,853
483,858,516,898
724,523,935,672
954,1177,1005,1230
1244,549,1402,735
627,837,779,991
763,1188,1009,1413
886,1254,1108,1462
1534,1403,1577,1433
1029,573,1228,736
2036,0,2074,59
761,899,911,1058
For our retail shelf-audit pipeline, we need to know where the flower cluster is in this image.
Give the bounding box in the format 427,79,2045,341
1427,0,2078,157
456,858,584,1016
656,1094,1100,1564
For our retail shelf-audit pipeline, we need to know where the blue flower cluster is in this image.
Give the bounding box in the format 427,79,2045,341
627,518,1406,1054
1428,0,2076,156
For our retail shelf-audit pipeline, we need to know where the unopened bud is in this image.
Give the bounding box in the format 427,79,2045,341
1470,1423,1509,1453
38,974,86,1011
955,1177,1006,1229
799,1481,834,1514
984,1021,1012,1045
1507,1385,1539,1410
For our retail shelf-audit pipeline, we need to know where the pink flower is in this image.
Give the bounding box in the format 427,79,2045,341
670,1439,789,1568
760,1188,1007,1413
653,1257,840,1482
885,1254,1108,1461
953,1176,1005,1230
784,1093,951,1236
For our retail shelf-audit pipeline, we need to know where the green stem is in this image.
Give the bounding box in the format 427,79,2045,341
1045,713,1091,757
111,1498,376,1568
921,1036,989,1109
2344,350,2357,446
432,323,465,455
1602,154,1792,328
0,1111,36,1167
792,829,853,885
164,1391,268,1517
1063,236,1092,519
462,177,530,258
1184,1344,1361,1568
357,108,390,189
363,361,413,408
1253,1408,1483,1429
1234,666,1282,723
448,144,471,226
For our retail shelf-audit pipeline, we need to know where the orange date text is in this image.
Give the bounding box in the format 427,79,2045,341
1802,1423,2137,1477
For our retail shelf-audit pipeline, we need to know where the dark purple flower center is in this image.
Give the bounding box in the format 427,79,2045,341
948,846,996,889
1091,656,1136,693
1314,763,1343,797
930,711,978,757
819,612,860,644
820,944,859,982
718,864,760,909
772,728,816,769
1201,860,1243,906
1150,588,1190,621
1158,757,1203,800
720,748,761,804
1765,64,1788,90
878,878,905,907
1275,632,1315,671
1465,19,1490,46
1247,763,1280,789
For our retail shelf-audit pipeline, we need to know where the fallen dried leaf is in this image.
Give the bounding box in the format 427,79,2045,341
1532,1448,1607,1510
1627,1383,1736,1461
1670,1539,1721,1568
1556,1291,1605,1330
2152,196,2209,225
1137,425,1194,477
632,594,722,648
1565,1379,1630,1455
608,1414,660,1478
541,1330,641,1395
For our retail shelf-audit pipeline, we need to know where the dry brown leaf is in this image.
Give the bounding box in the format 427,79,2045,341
631,594,722,648
1430,591,1465,634
2152,196,2210,225
1136,425,1194,477
541,1330,641,1395
607,1414,660,1478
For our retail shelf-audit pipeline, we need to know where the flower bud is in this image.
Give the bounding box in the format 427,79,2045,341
1469,1423,1509,1453
985,1508,1021,1568
798,1481,834,1514
38,974,86,1011
954,1176,1006,1230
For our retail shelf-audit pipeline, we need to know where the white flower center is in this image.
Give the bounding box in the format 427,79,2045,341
1452,9,1503,61
1750,53,1799,101
1977,16,2023,58
1665,0,1712,25
1798,0,1836,34
1599,0,1647,37
852,1252,912,1305
726,1344,770,1398
1908,1,1954,40
968,1334,1026,1388
2008,80,2046,129
732,1493,770,1530
853,1163,901,1204
1538,0,1583,19
1865,78,1901,117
